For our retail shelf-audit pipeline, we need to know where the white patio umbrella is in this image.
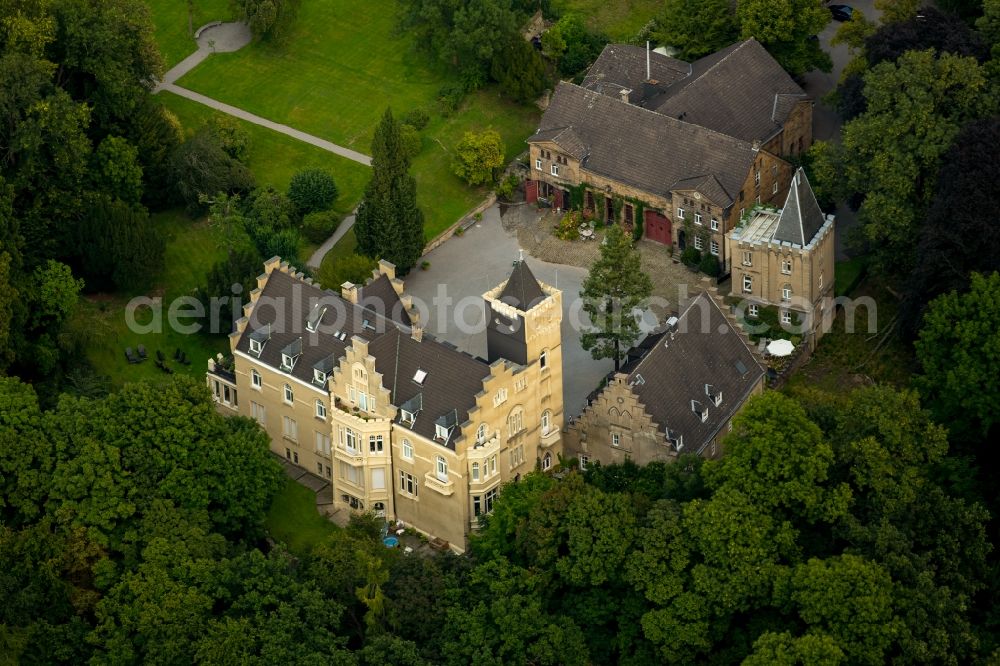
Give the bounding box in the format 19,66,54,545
766,338,795,357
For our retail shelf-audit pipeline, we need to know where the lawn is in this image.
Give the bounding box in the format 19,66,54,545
158,91,369,217
552,0,661,40
265,478,339,556
147,0,232,69
173,0,540,240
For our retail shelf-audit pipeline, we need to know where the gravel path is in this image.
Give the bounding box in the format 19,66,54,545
307,207,359,269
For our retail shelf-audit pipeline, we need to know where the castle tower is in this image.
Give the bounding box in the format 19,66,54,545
483,258,562,367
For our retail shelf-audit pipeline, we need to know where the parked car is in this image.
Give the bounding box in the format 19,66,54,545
829,4,854,21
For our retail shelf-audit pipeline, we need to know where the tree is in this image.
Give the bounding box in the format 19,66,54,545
354,108,425,274
232,0,301,40
744,631,845,665
979,0,1000,49
655,0,738,60
451,129,505,186
543,13,604,76
169,130,255,214
813,50,994,278
903,117,1000,333
0,253,16,372
915,272,1000,443
491,34,548,103
206,114,251,161
91,135,144,205
73,196,164,290
737,0,832,76
288,168,338,215
301,210,341,244
198,247,262,331
316,252,377,291
866,7,989,68
579,224,652,370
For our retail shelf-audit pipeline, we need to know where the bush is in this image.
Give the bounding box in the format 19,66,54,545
245,185,297,229
301,210,341,244
399,124,422,159
401,108,430,131
169,130,255,215
452,129,505,186
316,253,377,291
699,253,720,277
555,210,582,240
287,168,338,215
207,115,251,161
496,173,519,200
438,84,465,115
681,246,701,267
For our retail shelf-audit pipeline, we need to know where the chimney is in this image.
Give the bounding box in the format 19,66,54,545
411,326,423,342
619,88,631,104
341,282,359,304
646,40,651,81
378,259,396,281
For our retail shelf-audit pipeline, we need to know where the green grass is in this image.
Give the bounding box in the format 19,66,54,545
265,478,339,555
552,0,661,40
147,0,232,68
173,0,540,240
158,91,369,217
834,257,867,297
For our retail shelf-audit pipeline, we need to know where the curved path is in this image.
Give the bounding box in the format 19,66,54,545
307,207,359,269
154,22,371,168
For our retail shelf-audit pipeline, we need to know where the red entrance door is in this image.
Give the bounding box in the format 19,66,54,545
525,180,538,204
644,210,672,244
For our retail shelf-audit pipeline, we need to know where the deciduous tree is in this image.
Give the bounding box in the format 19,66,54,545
737,0,832,75
656,0,738,60
451,129,505,186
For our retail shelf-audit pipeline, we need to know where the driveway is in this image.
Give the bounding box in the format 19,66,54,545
402,204,614,416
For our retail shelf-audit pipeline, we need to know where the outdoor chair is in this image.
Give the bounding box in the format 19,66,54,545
137,345,147,360
174,348,182,361
125,347,139,364
156,349,165,362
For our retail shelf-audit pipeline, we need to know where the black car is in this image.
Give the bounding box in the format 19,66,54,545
829,4,854,21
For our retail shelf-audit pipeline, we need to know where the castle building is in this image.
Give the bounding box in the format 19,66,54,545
207,256,563,552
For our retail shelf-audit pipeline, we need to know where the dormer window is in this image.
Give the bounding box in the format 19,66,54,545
249,338,263,355
281,354,294,370
401,410,415,425
435,424,448,440
306,304,327,333
705,384,722,407
691,400,708,422
666,428,684,451
248,325,270,357
399,393,423,427
280,338,302,372
435,409,458,443
313,369,327,385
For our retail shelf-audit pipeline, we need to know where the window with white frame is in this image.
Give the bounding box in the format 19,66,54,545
251,401,266,425
493,388,508,407
710,240,719,256
742,251,752,266
694,212,703,225
711,218,719,231
476,423,488,444
358,391,368,412
283,416,297,442
315,431,331,455
579,454,589,470
315,400,326,420
507,408,524,437
471,462,480,481
340,463,364,488
551,164,559,176
612,432,621,447
535,158,542,170
436,456,448,481
677,207,685,220
313,369,326,385
509,445,524,469
781,310,792,324
283,384,293,404
399,471,418,497
369,434,384,453
694,235,703,250
249,338,262,355
748,303,759,318
402,439,413,460
251,369,262,389
542,452,552,471
515,377,527,392
435,424,449,441
782,259,792,274
343,427,358,453
541,410,552,435
743,275,753,293
782,284,791,301
371,468,386,490
489,455,497,476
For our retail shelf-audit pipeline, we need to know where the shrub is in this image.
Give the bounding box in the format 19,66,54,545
401,108,430,131
207,115,251,161
452,129,505,186
245,185,296,229
399,124,422,159
496,173,519,200
288,168,338,215
699,253,721,276
555,210,582,240
301,210,341,244
169,130,255,214
316,253,377,291
681,246,701,267
438,84,465,115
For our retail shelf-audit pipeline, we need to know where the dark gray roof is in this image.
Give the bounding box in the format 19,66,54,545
367,327,490,450
774,168,826,246
531,82,757,205
626,293,764,454
498,260,547,311
582,39,807,144
358,274,411,327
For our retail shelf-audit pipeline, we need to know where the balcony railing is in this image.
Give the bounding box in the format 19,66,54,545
423,472,454,496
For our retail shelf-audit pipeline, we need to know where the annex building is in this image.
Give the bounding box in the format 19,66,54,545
207,256,564,552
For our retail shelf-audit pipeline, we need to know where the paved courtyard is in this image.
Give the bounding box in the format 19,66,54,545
403,203,714,416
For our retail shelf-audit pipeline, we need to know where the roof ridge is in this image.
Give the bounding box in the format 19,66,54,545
629,291,709,376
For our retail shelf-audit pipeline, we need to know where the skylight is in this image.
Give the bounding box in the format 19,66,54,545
413,369,427,385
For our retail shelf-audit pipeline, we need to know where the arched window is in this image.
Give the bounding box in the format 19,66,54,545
250,369,262,388
283,384,293,404
373,502,385,517
436,456,448,481
542,452,552,471
541,410,552,435
507,407,524,437
476,423,488,444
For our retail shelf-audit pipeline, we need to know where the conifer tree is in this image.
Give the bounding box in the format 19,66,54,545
355,108,426,275
579,224,653,370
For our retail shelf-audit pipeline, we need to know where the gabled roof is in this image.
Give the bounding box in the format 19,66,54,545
530,82,758,205
528,127,588,159
774,168,826,246
498,260,547,311
581,44,691,104
367,327,491,450
358,274,411,327
626,293,764,453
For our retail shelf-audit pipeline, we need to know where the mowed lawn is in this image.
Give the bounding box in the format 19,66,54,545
265,478,340,556
552,0,661,40
174,0,540,240
147,0,232,68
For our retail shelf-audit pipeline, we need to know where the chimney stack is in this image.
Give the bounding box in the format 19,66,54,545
646,41,651,81
341,282,359,304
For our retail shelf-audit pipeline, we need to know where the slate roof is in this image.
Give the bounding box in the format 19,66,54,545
367,327,491,449
626,293,764,454
236,267,493,451
774,168,826,246
529,82,758,205
498,260,548,311
357,274,412,327
581,39,807,143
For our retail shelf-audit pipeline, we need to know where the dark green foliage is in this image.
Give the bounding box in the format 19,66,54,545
545,13,606,76
698,253,720,277
681,246,701,266
491,34,549,103
399,123,422,158
232,0,301,40
355,108,425,274
580,224,653,370
400,107,430,131
244,184,296,229
91,135,144,205
127,98,183,209
288,168,339,215
197,246,262,331
301,210,341,244
316,253,377,291
169,130,256,214
207,114,251,161
72,195,164,291
655,0,738,60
